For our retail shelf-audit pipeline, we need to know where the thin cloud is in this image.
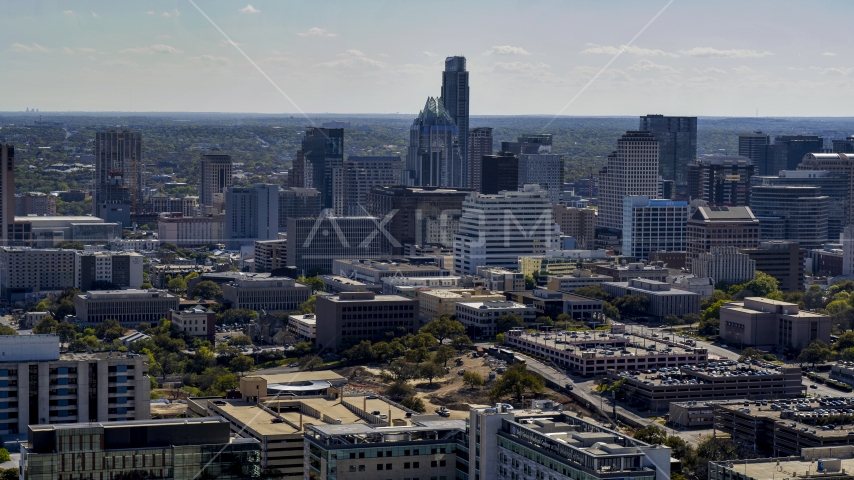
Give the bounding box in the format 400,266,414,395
732,66,753,73
811,66,854,76
680,47,773,58
316,52,384,69
198,55,230,65
162,9,181,18
422,51,437,57
628,59,677,72
822,52,837,57
62,47,74,54
119,44,184,54
221,40,245,47
63,10,74,15
492,61,552,75
147,11,156,15
239,4,261,13
693,67,727,74
342,49,365,57
10,43,50,53
483,45,531,56
91,12,100,19
581,43,677,57
298,27,336,37
76,47,95,53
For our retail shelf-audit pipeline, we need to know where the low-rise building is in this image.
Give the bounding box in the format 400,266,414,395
476,266,525,292
167,307,216,343
74,289,180,327
22,311,50,328
221,276,311,312
320,274,383,293
602,279,701,319
710,448,854,480
719,297,831,350
595,262,670,282
546,269,613,292
517,249,610,276
668,275,715,298
253,238,287,273
456,301,538,339
417,288,505,321
21,417,260,480
690,246,756,284
331,258,451,284
809,243,844,277
381,275,461,294
287,314,316,343
149,264,213,289
315,292,418,350
157,212,224,248
504,289,604,322
668,401,718,428
830,362,854,386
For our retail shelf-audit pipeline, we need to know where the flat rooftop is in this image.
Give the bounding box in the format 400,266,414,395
250,370,347,385
29,416,226,432
509,331,705,360
716,456,854,479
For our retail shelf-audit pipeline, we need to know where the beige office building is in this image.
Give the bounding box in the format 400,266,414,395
417,288,504,321
552,204,596,249
157,212,224,248
719,297,830,350
691,246,756,284
221,276,311,312
74,289,180,327
200,149,233,206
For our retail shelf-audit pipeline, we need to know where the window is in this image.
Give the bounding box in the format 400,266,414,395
378,465,384,471
404,463,411,469
431,461,437,467
386,464,392,470
413,462,419,468
358,465,365,472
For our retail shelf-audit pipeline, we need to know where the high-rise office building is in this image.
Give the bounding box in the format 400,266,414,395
686,156,754,206
441,56,469,187
454,185,558,274
687,205,760,271
503,134,564,204
288,128,344,209
833,135,854,154
597,131,660,230
758,135,824,175
93,128,142,226
750,185,829,249
406,97,461,187
552,204,596,249
0,144,14,245
364,185,471,254
622,196,689,260
467,127,493,191
480,151,519,195
199,149,233,206
752,170,848,241
738,131,770,165
740,241,806,292
286,216,392,275
798,153,854,226
639,115,697,187
277,187,321,232
331,156,404,216
224,184,279,248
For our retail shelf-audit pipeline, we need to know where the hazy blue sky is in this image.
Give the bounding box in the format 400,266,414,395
3,1,852,116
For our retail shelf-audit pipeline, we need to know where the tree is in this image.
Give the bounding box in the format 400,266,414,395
191,281,222,300
418,362,446,385
613,295,649,317
0,467,17,480
216,308,257,324
632,424,667,444
488,364,545,401
95,319,126,341
55,322,78,343
524,274,536,290
834,331,854,351
421,316,465,344
400,396,426,413
433,345,456,366
167,277,187,293
185,272,200,282
738,347,764,362
702,290,732,310
741,271,779,298
682,313,702,326
495,333,505,344
497,313,526,333
602,301,620,321
229,355,255,376
0,325,16,336
463,371,485,389
32,315,58,334
574,285,613,301
189,346,217,374
663,315,681,330
298,355,323,371
451,335,473,352
405,346,431,363
385,380,415,399
535,315,554,327
297,296,316,314
381,358,420,383
55,241,85,250
228,335,253,346
68,335,100,352
296,276,325,292
407,332,439,349
345,340,373,363
799,340,833,367
293,341,315,356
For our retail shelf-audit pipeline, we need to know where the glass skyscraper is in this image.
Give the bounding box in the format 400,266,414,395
639,115,697,189
441,56,469,187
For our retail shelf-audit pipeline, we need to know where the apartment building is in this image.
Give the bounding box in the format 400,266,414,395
286,314,316,343
74,289,180,327
167,307,216,343
76,251,144,290
0,335,150,434
456,300,537,339
686,205,760,271
0,247,77,302
595,262,669,282
278,187,321,232
552,204,596,249
315,292,418,349
719,297,830,350
157,212,224,248
221,276,311,312
691,246,756,284
15,192,56,216
798,153,854,225
253,239,287,273
686,156,754,206
224,184,279,249
22,417,259,480
199,149,233,206
332,156,404,216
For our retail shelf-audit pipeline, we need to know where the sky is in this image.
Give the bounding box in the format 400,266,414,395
3,0,854,116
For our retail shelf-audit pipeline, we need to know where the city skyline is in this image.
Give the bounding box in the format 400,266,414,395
3,0,854,116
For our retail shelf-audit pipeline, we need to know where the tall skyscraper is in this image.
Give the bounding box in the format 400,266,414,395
93,127,142,224
622,196,689,260
738,131,770,165
597,131,660,230
441,56,469,187
406,97,461,187
833,135,854,154
278,187,321,232
199,149,232,206
503,135,564,204
639,115,697,187
799,152,854,226
480,152,519,195
0,144,14,246
750,185,829,249
224,184,279,249
331,156,404,216
758,135,824,175
467,127,493,191
686,156,754,206
289,128,344,209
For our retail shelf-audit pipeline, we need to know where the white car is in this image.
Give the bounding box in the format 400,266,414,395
501,403,514,411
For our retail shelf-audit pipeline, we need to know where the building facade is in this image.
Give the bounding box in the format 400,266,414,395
76,251,144,290
750,185,829,249
289,127,344,209
621,196,689,260
740,241,806,292
74,289,180,327
0,144,14,246
93,128,142,225
406,97,461,188
719,297,830,349
221,276,311,312
253,239,287,273
157,212,224,248
798,152,854,226
454,185,559,274
199,149,233,206
552,204,596,249
456,300,537,339
602,279,701,319
480,151,519,195
467,127,493,191
441,55,469,187
167,307,216,343
315,292,418,349
738,131,770,165
686,156,753,206
639,114,697,188
333,156,404,216
277,187,321,232
691,246,756,284
758,134,824,176
597,131,660,230
286,217,393,275
15,192,56,216
686,205,760,271
225,184,279,249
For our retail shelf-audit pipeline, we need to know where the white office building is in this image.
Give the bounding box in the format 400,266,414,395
456,300,537,339
597,131,660,230
622,196,689,260
454,185,559,274
691,246,756,284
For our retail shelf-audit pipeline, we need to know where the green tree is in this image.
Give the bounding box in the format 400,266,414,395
418,362,446,385
216,308,257,324
602,301,620,321
95,319,126,341
298,355,323,371
702,290,732,310
420,316,465,344
191,280,222,300
229,355,255,376
296,276,325,292
682,312,702,326
405,346,431,363
451,335,473,352
55,322,78,343
799,340,833,367
535,315,554,327
297,296,317,314
433,345,456,366
495,333,505,344
189,346,217,373
293,341,315,356
0,467,17,480
32,315,58,334
463,371,485,389
497,313,526,333
406,332,439,349
345,340,373,363
632,424,667,444
400,396,426,413
488,364,545,401
524,274,536,290
0,325,17,336
385,380,415,399
738,347,764,362
741,271,779,297
613,295,649,317
834,331,854,351
381,358,420,383
573,285,613,301
68,335,100,352
663,314,681,331
228,335,253,346
167,277,187,293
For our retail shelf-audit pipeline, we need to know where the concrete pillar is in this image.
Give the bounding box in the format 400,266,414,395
16,363,29,434
37,363,49,424
136,357,150,420
97,361,109,422
77,361,89,423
